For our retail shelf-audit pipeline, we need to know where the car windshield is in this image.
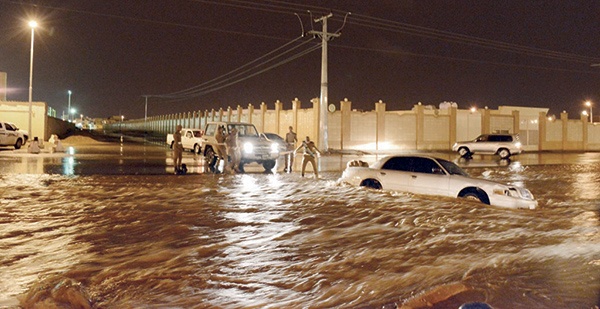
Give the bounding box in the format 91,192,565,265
437,159,469,176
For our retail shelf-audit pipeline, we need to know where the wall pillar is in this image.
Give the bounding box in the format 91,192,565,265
275,100,282,134
216,108,223,122
449,106,457,147
538,112,547,151
482,108,491,134
340,98,352,150
375,100,386,152
260,102,267,133
0,72,7,101
415,103,424,149
512,110,520,134
561,111,568,150
235,105,242,122
225,106,233,122
247,104,254,124
581,112,588,151
292,98,301,134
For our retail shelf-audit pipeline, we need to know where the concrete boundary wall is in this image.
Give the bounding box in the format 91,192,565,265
109,98,599,152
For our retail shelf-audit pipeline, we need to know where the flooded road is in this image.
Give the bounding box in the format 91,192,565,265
0,137,599,308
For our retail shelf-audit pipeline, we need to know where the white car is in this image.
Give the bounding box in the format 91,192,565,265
339,155,537,209
0,121,29,149
452,134,522,159
166,128,203,154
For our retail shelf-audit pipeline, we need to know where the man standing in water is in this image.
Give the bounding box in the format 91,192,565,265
213,126,228,173
225,127,241,173
173,124,184,174
284,126,297,173
294,136,321,178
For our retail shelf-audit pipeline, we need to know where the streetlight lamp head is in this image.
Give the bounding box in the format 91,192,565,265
28,20,38,28
68,90,72,95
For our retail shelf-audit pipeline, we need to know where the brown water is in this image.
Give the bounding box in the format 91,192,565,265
1,144,599,308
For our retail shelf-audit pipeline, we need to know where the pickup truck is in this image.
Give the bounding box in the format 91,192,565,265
201,121,280,172
0,121,29,149
166,128,203,154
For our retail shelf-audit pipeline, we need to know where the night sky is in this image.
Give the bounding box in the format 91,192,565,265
2,0,600,120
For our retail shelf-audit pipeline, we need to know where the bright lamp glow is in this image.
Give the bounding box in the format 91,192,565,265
28,20,38,28
243,142,253,154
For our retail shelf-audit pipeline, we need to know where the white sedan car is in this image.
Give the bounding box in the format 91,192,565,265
339,155,537,209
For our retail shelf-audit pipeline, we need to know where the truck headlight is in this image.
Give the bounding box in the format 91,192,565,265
271,143,279,153
243,142,254,154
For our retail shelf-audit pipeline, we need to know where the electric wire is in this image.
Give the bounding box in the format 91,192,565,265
154,35,311,98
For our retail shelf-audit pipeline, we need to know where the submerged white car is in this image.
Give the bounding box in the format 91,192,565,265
339,155,537,209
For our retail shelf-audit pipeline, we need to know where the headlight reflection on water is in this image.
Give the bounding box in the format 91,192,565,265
62,156,75,176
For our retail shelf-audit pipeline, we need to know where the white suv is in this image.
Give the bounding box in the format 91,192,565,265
452,134,522,159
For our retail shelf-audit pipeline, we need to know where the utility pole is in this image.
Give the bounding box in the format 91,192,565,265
309,13,340,152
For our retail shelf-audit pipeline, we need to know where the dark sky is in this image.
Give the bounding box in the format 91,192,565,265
2,0,600,120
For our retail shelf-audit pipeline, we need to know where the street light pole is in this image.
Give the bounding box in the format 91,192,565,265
586,101,593,123
67,90,72,122
28,20,38,137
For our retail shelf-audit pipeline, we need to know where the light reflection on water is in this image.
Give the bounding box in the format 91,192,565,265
0,161,599,308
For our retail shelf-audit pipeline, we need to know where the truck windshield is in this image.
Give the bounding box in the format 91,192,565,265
229,124,258,137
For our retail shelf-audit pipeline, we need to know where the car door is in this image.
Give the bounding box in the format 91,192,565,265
379,157,412,191
470,135,489,153
407,157,450,196
3,123,18,145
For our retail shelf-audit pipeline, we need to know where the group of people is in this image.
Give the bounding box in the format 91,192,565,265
172,124,322,177
214,125,241,174
283,126,322,178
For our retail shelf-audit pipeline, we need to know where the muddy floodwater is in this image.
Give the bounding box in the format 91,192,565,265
1,137,599,308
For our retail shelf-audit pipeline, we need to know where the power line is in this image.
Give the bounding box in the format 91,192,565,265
156,35,311,98
331,44,600,75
